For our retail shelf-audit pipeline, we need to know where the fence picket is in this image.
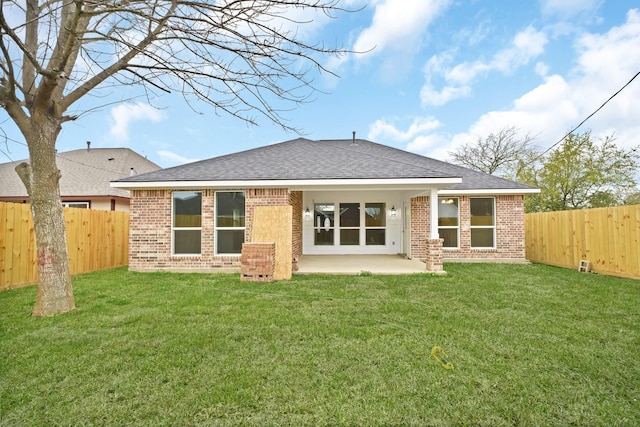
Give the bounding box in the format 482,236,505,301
525,205,640,279
0,202,129,290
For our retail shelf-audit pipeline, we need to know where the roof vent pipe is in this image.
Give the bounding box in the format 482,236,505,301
86,141,91,151
351,131,358,146
130,167,136,176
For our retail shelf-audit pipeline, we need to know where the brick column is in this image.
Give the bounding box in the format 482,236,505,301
425,238,444,273
240,242,275,282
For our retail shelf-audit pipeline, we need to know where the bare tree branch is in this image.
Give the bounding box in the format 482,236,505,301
0,0,356,316
449,126,538,179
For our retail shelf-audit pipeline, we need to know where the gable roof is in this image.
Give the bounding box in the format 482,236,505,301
112,138,538,194
0,148,160,199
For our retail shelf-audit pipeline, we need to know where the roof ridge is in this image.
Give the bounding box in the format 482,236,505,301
320,139,461,178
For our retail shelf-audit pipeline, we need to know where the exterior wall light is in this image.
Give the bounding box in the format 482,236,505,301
390,205,397,217
305,207,311,219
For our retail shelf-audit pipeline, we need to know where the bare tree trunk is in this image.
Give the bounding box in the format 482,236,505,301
16,118,74,316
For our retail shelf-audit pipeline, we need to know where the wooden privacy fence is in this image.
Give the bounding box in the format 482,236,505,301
525,204,640,279
1,202,130,290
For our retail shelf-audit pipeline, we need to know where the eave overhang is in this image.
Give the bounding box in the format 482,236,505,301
438,188,541,196
111,177,464,192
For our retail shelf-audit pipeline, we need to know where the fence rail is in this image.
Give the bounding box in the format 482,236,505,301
525,205,640,279
0,202,130,290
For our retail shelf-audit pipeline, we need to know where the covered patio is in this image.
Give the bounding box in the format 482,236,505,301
295,255,432,275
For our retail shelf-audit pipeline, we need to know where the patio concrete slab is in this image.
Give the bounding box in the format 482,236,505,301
296,255,427,275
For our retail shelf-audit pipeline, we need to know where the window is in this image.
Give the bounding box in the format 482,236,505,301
470,197,495,248
172,191,202,255
314,203,335,245
216,191,245,254
339,203,360,245
62,201,89,209
438,197,459,248
365,203,385,245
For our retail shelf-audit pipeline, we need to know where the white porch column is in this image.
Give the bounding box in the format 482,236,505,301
429,188,439,239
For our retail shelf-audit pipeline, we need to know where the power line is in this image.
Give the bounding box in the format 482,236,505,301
536,69,640,160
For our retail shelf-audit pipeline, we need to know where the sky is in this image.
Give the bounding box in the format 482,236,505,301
2,0,640,169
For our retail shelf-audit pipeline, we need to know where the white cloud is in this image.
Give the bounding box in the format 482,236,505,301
534,61,549,77
540,0,601,19
440,9,640,160
406,133,449,154
109,103,166,142
419,84,471,106
376,10,640,162
493,26,548,73
156,150,200,167
326,0,452,80
368,116,441,142
444,74,579,157
352,0,450,56
420,26,548,106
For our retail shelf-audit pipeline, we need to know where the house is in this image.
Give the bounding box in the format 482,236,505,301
0,143,160,211
112,137,539,274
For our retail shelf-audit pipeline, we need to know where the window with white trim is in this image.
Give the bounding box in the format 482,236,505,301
62,201,89,209
172,191,202,255
470,197,495,248
438,197,459,248
216,191,245,254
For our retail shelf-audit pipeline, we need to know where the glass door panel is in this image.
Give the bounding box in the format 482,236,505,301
340,203,360,245
314,203,335,245
365,203,386,246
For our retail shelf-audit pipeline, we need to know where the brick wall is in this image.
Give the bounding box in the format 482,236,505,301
425,238,444,272
411,194,526,261
289,191,303,263
410,196,429,259
129,190,527,272
129,188,291,272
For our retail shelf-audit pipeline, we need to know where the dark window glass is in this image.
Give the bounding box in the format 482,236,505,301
173,192,202,227
470,198,495,248
173,192,202,255
365,203,385,227
314,204,335,246
438,197,459,248
366,229,386,246
216,192,246,254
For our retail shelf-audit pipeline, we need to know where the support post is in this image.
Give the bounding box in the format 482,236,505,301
426,189,445,274
426,238,445,273
430,188,439,240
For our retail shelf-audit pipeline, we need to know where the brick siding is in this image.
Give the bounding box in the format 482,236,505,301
410,196,430,259
411,194,526,261
425,238,444,272
289,191,303,270
129,190,527,272
129,188,291,272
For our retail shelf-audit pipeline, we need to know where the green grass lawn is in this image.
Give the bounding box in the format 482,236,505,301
1,264,638,426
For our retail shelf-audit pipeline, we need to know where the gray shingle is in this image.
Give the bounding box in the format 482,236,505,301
0,148,160,198
115,138,537,191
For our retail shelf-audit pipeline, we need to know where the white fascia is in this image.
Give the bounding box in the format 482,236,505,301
438,188,541,196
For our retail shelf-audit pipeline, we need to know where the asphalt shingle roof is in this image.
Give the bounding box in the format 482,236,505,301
0,148,160,198
115,138,537,191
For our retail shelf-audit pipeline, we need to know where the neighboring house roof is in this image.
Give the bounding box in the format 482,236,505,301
0,147,161,199
113,138,539,194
